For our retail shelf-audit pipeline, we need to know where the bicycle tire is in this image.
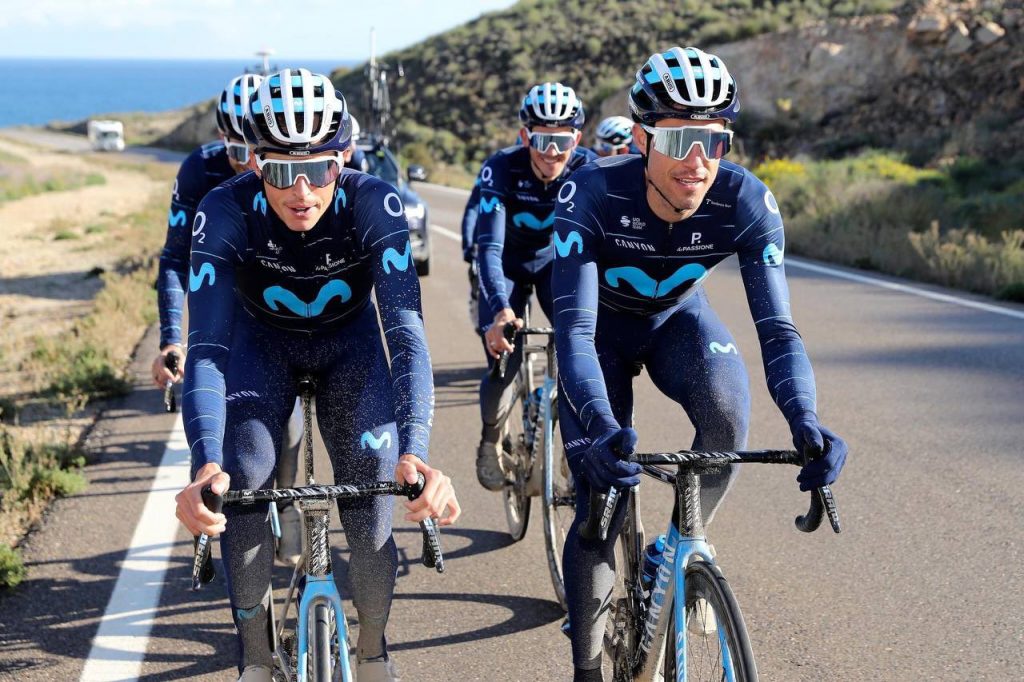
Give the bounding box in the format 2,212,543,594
663,560,757,682
500,379,531,541
312,603,334,681
541,394,573,610
604,506,643,682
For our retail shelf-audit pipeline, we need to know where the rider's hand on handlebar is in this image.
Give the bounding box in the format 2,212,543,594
396,454,461,527
583,427,642,490
151,344,184,389
790,416,848,492
484,309,521,359
175,462,230,536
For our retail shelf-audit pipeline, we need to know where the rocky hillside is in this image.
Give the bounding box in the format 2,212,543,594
331,0,1021,167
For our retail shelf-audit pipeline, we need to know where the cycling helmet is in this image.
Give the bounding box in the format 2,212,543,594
519,82,585,130
349,114,361,143
595,116,634,148
216,74,264,140
629,47,740,125
246,68,352,156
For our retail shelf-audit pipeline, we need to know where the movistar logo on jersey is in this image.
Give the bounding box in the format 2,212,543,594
360,430,392,451
263,279,352,318
604,263,708,298
554,230,583,258
188,263,216,292
479,196,502,213
334,188,347,213
253,191,267,215
512,211,555,231
763,243,784,266
382,242,412,274
168,209,187,228
709,341,738,354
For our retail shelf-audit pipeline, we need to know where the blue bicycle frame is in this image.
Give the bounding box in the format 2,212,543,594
636,524,734,681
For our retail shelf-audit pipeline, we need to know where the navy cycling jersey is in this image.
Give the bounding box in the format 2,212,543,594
157,141,236,347
183,170,433,465
552,155,817,437
460,177,481,262
476,145,597,312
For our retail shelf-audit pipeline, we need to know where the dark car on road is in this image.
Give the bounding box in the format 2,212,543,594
359,142,431,276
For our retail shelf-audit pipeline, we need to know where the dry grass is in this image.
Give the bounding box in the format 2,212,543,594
1,164,171,586
0,162,105,204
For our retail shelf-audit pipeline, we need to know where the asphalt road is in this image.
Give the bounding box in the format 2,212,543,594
1,139,1023,681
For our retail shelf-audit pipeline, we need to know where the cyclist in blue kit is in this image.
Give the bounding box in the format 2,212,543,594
172,69,460,682
473,82,597,490
551,47,848,681
592,115,636,157
152,73,262,387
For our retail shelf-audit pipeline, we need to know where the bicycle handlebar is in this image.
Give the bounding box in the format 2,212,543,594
190,473,445,590
487,324,555,381
578,448,842,542
163,353,178,413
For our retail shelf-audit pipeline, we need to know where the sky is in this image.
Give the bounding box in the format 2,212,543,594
0,0,518,60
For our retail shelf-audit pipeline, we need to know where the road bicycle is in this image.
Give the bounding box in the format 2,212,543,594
490,312,575,610
584,448,841,681
192,377,444,681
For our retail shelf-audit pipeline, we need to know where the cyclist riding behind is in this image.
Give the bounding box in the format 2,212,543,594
591,115,636,157
173,69,460,682
474,82,597,490
551,47,848,681
152,74,311,565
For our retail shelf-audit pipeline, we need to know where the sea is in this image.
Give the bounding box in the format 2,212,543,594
0,58,354,128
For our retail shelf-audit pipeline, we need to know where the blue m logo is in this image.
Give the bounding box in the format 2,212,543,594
605,263,708,298
512,211,555,231
554,230,583,257
263,279,353,317
382,242,412,274
188,263,215,292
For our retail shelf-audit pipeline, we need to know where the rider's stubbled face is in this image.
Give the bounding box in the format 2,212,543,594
521,125,580,183
637,119,724,220
260,152,336,233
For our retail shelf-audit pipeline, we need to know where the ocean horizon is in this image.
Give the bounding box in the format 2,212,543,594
1,57,356,128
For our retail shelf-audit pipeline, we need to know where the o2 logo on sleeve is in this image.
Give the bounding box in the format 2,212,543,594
480,165,493,187
191,211,207,244
557,180,577,213
763,190,780,215
384,192,404,218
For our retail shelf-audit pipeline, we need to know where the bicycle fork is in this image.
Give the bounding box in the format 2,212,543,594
293,498,351,682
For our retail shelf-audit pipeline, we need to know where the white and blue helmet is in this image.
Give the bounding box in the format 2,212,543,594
595,116,634,149
216,74,263,140
629,47,740,125
519,82,585,130
245,68,352,156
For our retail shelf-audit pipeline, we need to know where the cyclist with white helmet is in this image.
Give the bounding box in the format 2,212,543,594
173,69,459,682
473,82,597,490
592,115,635,157
551,47,848,680
151,76,308,565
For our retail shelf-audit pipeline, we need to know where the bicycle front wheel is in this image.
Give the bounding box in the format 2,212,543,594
311,603,336,681
500,382,532,541
663,560,757,682
541,394,573,610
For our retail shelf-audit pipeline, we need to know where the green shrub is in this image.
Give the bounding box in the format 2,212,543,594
0,545,25,590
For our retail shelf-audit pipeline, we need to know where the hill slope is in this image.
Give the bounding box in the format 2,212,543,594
332,0,1021,167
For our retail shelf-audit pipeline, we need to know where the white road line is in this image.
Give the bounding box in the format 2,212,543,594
430,224,461,243
786,258,1024,321
79,416,190,682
